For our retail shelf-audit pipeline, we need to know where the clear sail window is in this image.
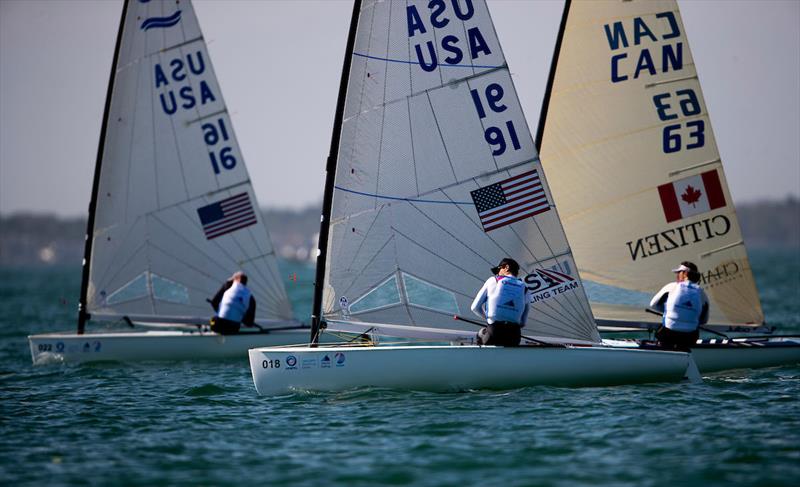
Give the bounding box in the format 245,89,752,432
151,273,190,304
402,273,458,315
106,272,149,305
348,275,402,314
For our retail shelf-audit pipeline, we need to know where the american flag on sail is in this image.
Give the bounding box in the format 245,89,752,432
470,170,550,232
197,193,257,240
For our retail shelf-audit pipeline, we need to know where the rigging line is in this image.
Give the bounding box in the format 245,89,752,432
335,186,473,205
506,224,588,330
171,203,287,310
391,227,485,283
344,204,386,274
437,188,516,261
91,217,149,293
530,214,596,336
352,52,503,70
335,154,538,205
426,91,459,182
406,200,496,267
93,241,149,305
339,235,396,299
235,208,290,306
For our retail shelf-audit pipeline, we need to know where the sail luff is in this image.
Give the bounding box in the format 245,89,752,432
311,0,364,345
78,0,131,335
535,0,571,152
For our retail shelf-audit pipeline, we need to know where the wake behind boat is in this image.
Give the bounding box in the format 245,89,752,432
535,0,800,371
250,0,696,395
29,0,311,364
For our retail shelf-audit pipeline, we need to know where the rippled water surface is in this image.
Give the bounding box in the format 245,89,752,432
1,250,798,486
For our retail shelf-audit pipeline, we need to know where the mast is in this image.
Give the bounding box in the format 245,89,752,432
77,0,130,334
534,0,571,152
310,0,362,345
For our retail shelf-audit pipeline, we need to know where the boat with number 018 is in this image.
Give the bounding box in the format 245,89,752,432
249,0,697,395
534,0,800,372
28,0,315,364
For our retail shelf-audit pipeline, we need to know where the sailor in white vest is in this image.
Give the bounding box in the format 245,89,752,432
650,261,709,351
470,258,530,347
209,271,258,334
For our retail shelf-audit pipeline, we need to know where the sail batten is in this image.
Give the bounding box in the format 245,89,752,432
539,0,764,329
85,0,292,325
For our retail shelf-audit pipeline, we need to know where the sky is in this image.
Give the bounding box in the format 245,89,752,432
1,0,798,217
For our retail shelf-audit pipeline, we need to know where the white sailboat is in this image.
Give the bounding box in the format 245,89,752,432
249,0,696,395
28,0,314,364
535,0,799,372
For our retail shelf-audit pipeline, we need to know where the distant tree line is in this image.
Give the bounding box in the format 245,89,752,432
1,198,797,267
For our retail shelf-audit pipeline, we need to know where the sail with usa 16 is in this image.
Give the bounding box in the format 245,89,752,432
535,0,800,372
28,0,320,364
248,0,697,395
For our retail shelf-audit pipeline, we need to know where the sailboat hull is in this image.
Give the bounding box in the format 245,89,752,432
248,345,690,396
603,337,800,373
28,328,316,365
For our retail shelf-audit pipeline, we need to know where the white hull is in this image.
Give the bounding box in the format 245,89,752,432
603,337,800,373
248,345,691,395
29,328,317,365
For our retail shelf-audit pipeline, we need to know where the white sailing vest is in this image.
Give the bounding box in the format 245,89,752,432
218,282,251,323
487,276,527,324
664,281,703,332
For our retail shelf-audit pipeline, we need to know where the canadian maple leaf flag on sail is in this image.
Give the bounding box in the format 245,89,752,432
657,169,726,223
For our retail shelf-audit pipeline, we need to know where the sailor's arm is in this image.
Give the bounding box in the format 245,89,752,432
649,282,673,313
470,279,492,319
519,292,530,328
699,292,710,325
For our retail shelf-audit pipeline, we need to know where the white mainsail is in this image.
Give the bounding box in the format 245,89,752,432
537,0,764,330
320,0,599,343
84,0,291,325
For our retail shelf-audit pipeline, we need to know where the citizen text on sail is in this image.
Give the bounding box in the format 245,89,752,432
626,215,731,261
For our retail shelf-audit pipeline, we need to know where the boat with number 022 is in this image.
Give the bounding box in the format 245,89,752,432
28,0,315,364
534,0,800,373
249,0,697,396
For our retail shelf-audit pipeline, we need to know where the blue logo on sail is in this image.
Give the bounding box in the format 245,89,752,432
140,10,182,31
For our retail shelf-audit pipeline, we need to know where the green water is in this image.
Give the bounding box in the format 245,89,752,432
1,250,798,486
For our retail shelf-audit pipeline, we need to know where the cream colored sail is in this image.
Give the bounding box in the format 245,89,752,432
538,0,763,329
320,0,600,343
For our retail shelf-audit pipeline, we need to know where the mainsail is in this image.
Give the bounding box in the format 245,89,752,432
80,0,292,329
317,0,600,343
537,0,764,329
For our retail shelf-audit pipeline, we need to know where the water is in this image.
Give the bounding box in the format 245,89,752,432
1,250,799,486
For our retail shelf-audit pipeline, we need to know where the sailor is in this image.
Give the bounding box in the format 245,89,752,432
650,261,709,351
209,271,259,334
470,258,530,347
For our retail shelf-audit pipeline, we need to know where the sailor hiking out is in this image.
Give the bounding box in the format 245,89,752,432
650,262,709,351
209,272,259,334
471,258,531,347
